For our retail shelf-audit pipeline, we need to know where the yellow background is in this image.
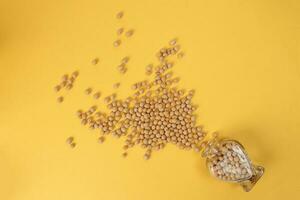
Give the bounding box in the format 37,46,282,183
0,0,299,199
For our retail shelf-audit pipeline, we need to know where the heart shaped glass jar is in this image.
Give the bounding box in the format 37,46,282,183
202,137,264,192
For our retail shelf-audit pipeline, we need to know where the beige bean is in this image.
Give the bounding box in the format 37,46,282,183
113,39,121,47
125,29,134,37
57,96,64,103
116,11,124,19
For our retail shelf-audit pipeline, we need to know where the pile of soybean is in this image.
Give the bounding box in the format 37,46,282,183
57,11,206,160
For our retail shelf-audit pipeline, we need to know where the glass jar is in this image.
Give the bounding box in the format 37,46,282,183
202,134,264,192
